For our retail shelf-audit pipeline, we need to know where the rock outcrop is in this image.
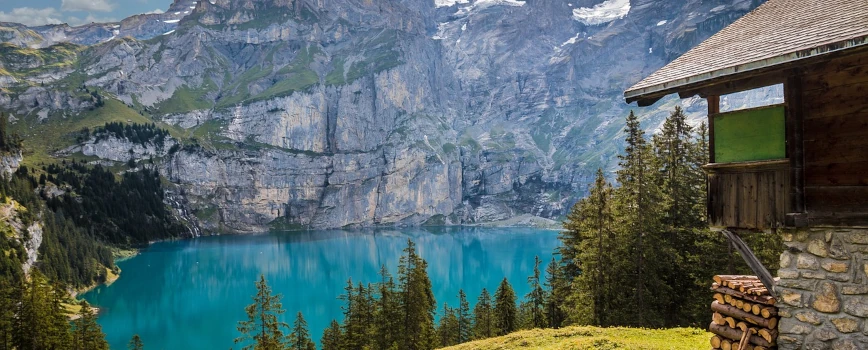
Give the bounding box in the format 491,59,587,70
0,0,771,231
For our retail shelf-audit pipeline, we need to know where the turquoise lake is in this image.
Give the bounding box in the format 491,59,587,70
82,227,560,349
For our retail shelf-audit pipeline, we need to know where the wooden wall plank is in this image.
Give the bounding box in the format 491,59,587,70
802,63,868,92
803,113,868,140
805,161,868,186
805,186,868,213
706,167,790,229
804,135,868,164
802,92,868,120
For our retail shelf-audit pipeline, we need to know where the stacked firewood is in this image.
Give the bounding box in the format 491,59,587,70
709,275,779,350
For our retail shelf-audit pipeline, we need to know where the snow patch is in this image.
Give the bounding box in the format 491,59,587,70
648,47,652,54
189,6,196,9
656,20,667,26
711,5,726,12
163,19,180,23
560,32,581,47
184,11,190,14
163,29,176,35
474,0,525,8
174,11,180,15
572,0,631,26
435,0,470,7
461,23,467,31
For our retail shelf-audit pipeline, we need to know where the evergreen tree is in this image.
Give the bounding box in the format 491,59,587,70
339,279,370,349
373,265,401,350
436,304,458,347
71,300,108,350
397,239,436,350
456,290,471,344
0,280,16,350
493,278,517,336
128,334,144,350
613,111,667,327
235,275,289,350
563,169,618,326
543,258,567,328
471,288,493,340
14,270,56,350
47,282,72,349
524,256,546,329
289,312,315,350
320,320,342,350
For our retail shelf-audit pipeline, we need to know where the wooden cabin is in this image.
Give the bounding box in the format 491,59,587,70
625,1,868,348
625,0,868,232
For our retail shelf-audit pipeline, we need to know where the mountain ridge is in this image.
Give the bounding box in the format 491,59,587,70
0,0,771,232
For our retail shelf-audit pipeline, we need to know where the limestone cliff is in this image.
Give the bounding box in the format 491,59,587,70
0,0,769,231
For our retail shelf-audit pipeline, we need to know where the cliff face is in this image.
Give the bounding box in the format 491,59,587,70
0,0,768,231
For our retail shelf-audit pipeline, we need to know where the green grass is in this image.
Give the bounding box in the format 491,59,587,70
439,326,709,350
0,42,84,77
248,45,321,103
9,98,182,169
155,79,217,115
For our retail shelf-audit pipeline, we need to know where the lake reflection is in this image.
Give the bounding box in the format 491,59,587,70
83,227,560,349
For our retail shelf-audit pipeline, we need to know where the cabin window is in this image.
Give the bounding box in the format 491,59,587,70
713,104,786,163
719,84,784,113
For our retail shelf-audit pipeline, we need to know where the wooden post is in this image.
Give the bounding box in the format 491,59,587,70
708,95,720,163
708,95,720,224
784,75,805,223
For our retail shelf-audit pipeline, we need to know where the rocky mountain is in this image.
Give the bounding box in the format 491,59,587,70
0,0,771,232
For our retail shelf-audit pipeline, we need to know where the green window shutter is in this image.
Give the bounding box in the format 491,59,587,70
713,105,786,163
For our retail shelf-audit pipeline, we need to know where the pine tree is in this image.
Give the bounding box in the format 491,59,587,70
493,278,517,336
14,270,58,350
320,320,342,350
524,256,547,329
456,290,471,344
373,265,401,350
471,288,493,340
289,312,315,350
339,279,369,349
0,280,16,350
128,334,144,350
613,111,667,327
235,275,289,350
436,304,458,347
543,258,567,328
563,169,618,326
71,300,108,350
397,239,436,350
47,282,72,349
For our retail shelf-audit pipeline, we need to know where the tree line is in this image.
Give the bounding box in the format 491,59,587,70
234,240,558,350
226,107,783,350
0,160,185,289
76,122,170,147
551,107,782,327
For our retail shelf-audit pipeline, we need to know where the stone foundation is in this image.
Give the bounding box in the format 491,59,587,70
776,228,868,349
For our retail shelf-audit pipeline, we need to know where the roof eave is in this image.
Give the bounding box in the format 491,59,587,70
624,35,868,105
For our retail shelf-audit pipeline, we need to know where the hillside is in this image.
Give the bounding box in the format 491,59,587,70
438,326,709,350
0,0,772,232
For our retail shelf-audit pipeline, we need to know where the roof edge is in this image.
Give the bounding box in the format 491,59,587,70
625,35,868,103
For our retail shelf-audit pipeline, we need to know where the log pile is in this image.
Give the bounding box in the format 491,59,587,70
708,275,779,350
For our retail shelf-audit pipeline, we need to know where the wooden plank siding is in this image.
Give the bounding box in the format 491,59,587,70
799,50,868,222
706,161,790,229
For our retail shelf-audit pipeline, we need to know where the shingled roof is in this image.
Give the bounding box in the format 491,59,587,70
625,0,868,104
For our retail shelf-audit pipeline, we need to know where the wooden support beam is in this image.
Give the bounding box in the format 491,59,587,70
708,95,720,163
721,230,778,300
784,74,806,219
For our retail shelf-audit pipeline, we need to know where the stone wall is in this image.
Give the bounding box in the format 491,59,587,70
776,228,868,349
